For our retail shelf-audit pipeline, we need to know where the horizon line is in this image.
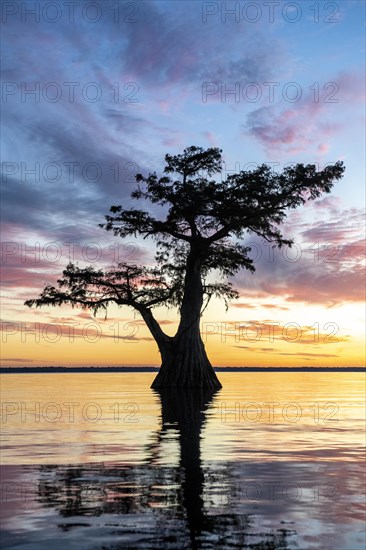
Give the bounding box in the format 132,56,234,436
1,366,365,373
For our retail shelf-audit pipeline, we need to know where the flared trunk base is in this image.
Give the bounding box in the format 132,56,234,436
151,364,222,389
151,335,222,389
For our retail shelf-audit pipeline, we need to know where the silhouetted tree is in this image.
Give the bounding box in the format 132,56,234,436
25,146,345,388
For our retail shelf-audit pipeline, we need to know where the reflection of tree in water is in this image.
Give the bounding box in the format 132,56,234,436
148,389,251,548
37,389,291,549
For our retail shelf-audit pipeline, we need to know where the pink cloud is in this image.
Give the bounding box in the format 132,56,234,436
336,71,366,104
311,196,342,211
232,302,289,310
246,99,342,155
246,69,364,155
231,204,365,307
318,143,330,154
158,100,170,113
203,131,219,147
1,263,58,290
276,266,364,306
162,137,182,147
300,208,365,244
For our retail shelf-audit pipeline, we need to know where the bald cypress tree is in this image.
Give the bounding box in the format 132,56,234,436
25,146,344,388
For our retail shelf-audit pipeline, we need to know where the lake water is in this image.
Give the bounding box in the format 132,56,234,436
0,372,365,549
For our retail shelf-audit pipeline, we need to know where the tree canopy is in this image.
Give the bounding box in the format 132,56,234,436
26,146,344,315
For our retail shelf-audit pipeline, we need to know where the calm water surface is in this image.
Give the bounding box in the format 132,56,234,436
0,372,365,549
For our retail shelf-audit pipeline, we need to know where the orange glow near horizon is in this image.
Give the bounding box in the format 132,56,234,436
1,298,364,368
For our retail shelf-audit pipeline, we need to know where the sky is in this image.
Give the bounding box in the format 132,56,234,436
1,0,365,367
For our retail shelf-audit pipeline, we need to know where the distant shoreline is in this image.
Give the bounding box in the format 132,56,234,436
0,366,364,373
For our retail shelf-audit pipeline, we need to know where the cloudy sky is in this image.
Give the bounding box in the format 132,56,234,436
1,0,365,367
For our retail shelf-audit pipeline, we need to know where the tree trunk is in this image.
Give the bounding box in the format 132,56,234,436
151,325,221,388
151,250,222,389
